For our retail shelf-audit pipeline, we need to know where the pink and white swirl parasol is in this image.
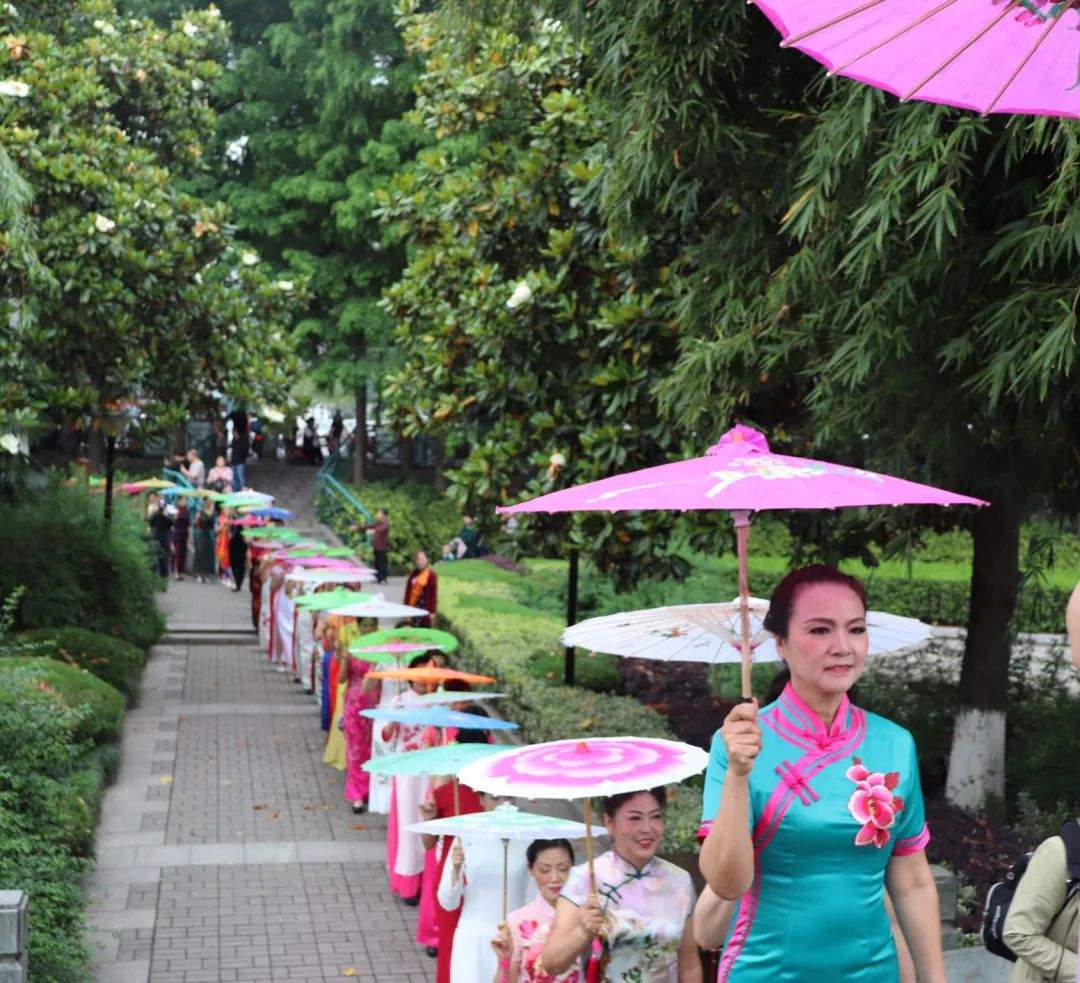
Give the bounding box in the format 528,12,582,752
456,736,709,800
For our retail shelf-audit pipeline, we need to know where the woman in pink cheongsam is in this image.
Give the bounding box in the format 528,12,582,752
492,839,580,983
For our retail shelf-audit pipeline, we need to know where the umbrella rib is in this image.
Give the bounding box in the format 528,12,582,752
983,7,1067,113
827,0,962,77
902,3,1018,101
782,0,891,47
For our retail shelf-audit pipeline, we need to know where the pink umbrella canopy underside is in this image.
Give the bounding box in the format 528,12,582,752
756,0,1080,117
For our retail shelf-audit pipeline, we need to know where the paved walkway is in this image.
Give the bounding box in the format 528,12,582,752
87,467,431,982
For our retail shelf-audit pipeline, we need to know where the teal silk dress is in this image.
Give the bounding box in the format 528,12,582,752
699,683,930,982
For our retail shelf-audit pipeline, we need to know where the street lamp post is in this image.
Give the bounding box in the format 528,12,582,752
100,405,132,527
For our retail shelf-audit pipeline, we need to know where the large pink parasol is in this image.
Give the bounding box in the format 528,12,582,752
459,734,708,968
499,425,986,697
753,0,1080,118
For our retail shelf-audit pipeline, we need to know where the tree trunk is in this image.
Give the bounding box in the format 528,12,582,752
86,426,105,471
945,496,1025,812
433,437,446,492
401,434,414,475
352,384,367,486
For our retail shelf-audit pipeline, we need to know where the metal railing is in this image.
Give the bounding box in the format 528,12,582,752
316,438,373,536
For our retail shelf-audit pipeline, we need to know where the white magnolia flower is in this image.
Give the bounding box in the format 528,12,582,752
93,213,116,233
205,4,221,17
0,79,30,98
191,77,204,92
274,280,294,292
93,19,118,35
3,4,18,17
241,251,258,266
182,21,198,36
17,435,28,455
193,272,203,284
0,433,20,455
506,280,533,310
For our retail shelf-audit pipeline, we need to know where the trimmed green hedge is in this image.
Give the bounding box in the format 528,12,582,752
0,657,124,745
436,561,704,852
12,627,146,703
0,481,164,649
0,665,103,979
318,478,460,574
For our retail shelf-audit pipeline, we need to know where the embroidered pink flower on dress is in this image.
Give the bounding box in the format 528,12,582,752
518,919,539,941
846,757,904,848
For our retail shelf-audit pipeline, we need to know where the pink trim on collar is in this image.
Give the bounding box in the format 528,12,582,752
779,682,852,738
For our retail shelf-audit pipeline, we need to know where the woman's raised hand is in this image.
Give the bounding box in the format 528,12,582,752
721,698,762,778
490,921,512,960
418,799,437,821
579,894,605,937
451,841,465,871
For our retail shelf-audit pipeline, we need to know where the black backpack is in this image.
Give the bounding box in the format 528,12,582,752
982,819,1080,962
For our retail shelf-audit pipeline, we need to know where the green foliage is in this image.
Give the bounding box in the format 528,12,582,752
319,478,460,573
0,0,299,427
0,665,99,980
0,657,124,745
436,562,702,851
378,6,687,588
132,0,423,406
0,481,164,648
0,812,90,982
12,627,147,703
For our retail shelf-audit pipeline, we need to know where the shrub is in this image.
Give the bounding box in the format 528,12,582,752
0,657,124,745
319,478,460,573
11,627,146,703
0,808,90,982
0,481,164,648
0,665,111,980
436,561,703,851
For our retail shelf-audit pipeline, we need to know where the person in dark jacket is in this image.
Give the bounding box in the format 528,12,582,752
361,508,391,584
228,519,248,592
147,493,172,579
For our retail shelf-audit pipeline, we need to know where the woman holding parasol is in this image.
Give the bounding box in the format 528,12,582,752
698,565,946,982
540,787,700,982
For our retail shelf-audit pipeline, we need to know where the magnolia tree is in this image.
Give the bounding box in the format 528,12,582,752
0,0,298,443
377,6,688,586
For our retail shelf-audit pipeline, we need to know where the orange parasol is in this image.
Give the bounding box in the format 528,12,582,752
365,666,494,685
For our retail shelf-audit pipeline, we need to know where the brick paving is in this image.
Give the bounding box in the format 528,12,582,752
87,466,430,982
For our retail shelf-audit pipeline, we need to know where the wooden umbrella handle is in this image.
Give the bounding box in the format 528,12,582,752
583,797,597,894
733,511,754,700
502,838,509,922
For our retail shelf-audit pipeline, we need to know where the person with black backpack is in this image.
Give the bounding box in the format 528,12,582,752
984,819,1079,980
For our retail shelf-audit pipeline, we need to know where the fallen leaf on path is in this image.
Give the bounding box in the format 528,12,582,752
350,823,367,831
341,969,357,977
270,811,280,819
253,804,267,810
159,776,173,785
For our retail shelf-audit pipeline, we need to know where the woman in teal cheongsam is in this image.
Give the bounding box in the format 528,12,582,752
698,565,947,983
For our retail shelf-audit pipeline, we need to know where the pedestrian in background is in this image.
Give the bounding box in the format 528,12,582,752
181,447,206,489
192,498,216,583
170,500,191,581
147,492,172,580
1002,821,1079,983
403,550,437,627
360,508,391,584
229,407,249,491
206,455,232,493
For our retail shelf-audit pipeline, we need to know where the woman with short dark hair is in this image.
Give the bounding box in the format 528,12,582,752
540,787,701,981
698,565,945,982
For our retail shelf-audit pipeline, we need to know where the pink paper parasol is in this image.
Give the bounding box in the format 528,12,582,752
751,0,1080,118
499,425,986,697
458,735,708,972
